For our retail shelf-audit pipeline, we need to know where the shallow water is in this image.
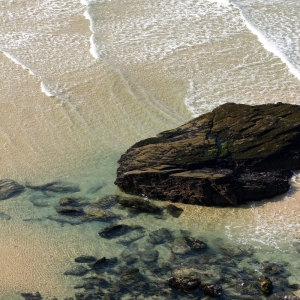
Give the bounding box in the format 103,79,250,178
0,0,300,298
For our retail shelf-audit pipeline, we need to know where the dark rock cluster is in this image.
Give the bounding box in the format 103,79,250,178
115,103,300,206
17,187,300,300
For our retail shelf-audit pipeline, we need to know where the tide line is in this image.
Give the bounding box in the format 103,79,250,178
231,1,300,81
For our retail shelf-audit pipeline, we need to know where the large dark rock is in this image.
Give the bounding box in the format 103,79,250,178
115,103,300,206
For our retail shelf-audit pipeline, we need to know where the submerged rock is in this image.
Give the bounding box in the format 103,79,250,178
99,224,143,239
21,292,42,300
90,195,119,209
168,276,200,292
200,283,222,297
91,257,118,271
165,204,183,218
138,249,159,263
147,228,173,244
259,276,273,295
55,206,84,216
115,103,300,206
26,181,80,193
167,237,207,255
59,197,89,207
0,179,24,200
75,255,97,263
83,206,118,222
117,196,161,213
64,265,89,276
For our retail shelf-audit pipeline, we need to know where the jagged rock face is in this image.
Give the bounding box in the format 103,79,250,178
115,103,300,206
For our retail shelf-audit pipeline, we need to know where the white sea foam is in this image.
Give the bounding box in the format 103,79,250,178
2,51,34,76
229,1,300,81
81,3,100,59
40,82,55,97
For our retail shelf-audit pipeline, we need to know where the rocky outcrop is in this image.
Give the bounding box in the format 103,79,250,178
115,103,300,206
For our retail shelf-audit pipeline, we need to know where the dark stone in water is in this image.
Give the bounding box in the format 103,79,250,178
168,276,201,292
120,268,141,283
90,195,118,209
0,212,11,220
115,103,300,206
21,292,42,300
259,276,273,295
74,255,97,263
64,265,89,276
167,237,207,255
184,236,207,250
83,206,118,222
139,249,159,263
117,196,161,213
26,181,80,193
86,181,106,194
56,206,84,216
147,228,173,244
220,244,253,257
98,224,142,239
0,179,24,200
262,261,285,275
116,228,145,245
59,197,89,207
165,204,183,218
200,283,222,297
90,257,118,271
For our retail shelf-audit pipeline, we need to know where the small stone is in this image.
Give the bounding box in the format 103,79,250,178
56,206,84,215
99,224,143,239
120,268,141,283
184,236,207,250
90,195,118,209
59,197,89,207
117,197,161,213
168,276,200,291
165,204,183,218
200,283,222,297
139,249,159,263
21,292,42,300
147,228,173,244
64,265,89,276
83,206,118,221
91,257,118,271
117,229,145,245
74,255,97,263
0,179,24,200
26,181,80,193
259,276,273,295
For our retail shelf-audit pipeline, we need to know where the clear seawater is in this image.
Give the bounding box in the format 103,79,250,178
0,0,300,298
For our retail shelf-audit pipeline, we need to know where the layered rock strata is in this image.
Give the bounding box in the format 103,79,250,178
115,103,300,206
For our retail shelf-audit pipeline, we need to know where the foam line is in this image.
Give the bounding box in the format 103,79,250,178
226,1,300,81
2,51,35,76
82,3,99,59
